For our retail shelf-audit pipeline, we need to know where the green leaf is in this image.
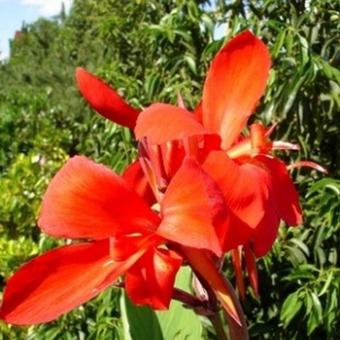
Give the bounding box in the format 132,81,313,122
310,292,323,324
319,271,333,296
307,310,318,336
306,291,323,335
183,55,197,75
280,292,303,326
120,293,164,340
308,178,340,196
271,29,286,58
283,264,317,282
289,238,310,256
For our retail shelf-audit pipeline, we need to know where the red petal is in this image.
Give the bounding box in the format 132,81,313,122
255,155,303,225
182,247,241,326
232,248,245,300
203,151,271,229
135,103,209,144
197,134,221,163
160,140,186,179
122,160,156,205
159,158,224,256
39,156,159,239
216,209,253,252
252,204,280,257
202,31,271,149
125,248,182,310
0,241,139,325
244,245,259,296
110,233,162,261
194,100,203,122
76,68,139,129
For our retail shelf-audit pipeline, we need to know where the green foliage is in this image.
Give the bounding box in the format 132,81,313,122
0,0,339,338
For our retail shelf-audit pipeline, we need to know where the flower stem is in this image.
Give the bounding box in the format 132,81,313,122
209,313,229,340
172,288,215,316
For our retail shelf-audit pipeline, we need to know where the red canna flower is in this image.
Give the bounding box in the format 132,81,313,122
0,155,229,325
134,30,326,257
73,31,325,305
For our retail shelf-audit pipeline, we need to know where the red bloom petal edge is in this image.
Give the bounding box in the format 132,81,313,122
135,103,209,144
125,248,182,309
159,158,224,256
39,156,159,239
255,155,303,225
0,241,140,325
76,67,139,129
122,159,156,205
202,30,271,149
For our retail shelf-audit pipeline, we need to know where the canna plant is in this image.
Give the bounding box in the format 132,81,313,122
0,30,325,339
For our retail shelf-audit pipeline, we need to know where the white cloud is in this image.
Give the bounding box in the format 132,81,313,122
21,0,73,16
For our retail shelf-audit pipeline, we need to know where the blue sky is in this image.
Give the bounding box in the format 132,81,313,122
0,0,72,60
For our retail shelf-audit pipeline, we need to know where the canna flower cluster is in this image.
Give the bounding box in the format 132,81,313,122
0,31,325,329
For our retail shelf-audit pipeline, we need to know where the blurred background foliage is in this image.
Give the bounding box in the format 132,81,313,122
0,0,339,338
